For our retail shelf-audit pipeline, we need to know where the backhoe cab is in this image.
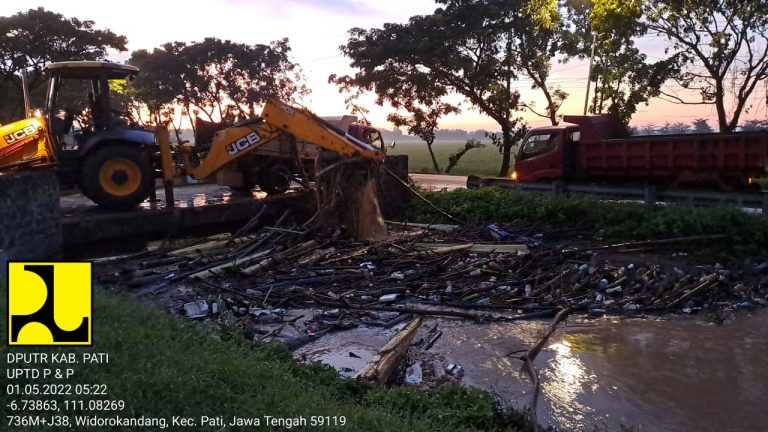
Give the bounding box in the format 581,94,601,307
0,61,157,210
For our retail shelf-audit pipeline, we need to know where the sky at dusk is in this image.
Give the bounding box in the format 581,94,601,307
4,1,767,131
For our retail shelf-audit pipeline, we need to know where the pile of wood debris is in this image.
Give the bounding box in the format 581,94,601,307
96,214,768,329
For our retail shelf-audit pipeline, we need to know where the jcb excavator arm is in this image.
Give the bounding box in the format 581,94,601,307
161,100,384,181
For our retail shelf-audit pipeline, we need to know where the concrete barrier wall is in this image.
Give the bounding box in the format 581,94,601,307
0,170,61,259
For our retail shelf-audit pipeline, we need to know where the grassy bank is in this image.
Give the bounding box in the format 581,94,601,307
0,289,533,431
408,187,768,256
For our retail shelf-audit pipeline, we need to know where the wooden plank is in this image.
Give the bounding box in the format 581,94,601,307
414,243,529,253
356,316,423,385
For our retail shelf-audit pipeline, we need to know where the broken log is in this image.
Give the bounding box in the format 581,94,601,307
240,240,319,275
188,249,273,280
356,316,423,384
147,233,231,252
385,221,460,232
168,235,257,257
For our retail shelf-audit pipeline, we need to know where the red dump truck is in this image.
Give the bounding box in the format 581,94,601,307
508,115,768,190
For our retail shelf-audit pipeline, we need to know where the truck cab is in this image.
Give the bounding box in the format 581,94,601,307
510,114,628,182
511,124,580,182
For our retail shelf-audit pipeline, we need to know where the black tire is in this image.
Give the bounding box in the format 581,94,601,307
79,145,154,211
259,164,292,195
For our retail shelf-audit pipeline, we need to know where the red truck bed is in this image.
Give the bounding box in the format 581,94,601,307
579,132,768,186
513,113,768,188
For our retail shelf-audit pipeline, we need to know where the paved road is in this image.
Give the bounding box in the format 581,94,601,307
409,173,467,191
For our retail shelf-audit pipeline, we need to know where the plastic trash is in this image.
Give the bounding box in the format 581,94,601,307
524,284,532,297
360,261,376,270
445,281,453,293
588,308,606,316
595,293,604,302
379,293,398,303
624,303,640,310
487,224,511,240
446,363,463,375
469,269,482,276
606,286,623,294
405,362,423,385
374,311,400,321
390,271,405,280
598,279,609,289
249,307,285,316
183,300,209,318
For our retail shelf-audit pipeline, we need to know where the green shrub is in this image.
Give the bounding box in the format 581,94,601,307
407,187,768,257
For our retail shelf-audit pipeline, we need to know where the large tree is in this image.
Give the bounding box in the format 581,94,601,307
128,38,306,126
0,8,126,122
334,0,561,176
644,0,768,132
559,0,680,125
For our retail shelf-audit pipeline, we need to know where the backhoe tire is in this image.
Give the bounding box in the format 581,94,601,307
259,164,292,195
79,145,154,211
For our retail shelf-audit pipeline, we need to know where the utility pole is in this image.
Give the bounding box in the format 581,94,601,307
583,33,596,115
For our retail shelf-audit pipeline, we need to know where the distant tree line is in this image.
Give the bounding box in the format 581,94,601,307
379,128,495,142
633,118,768,135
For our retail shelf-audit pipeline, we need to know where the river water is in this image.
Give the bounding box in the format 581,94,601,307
296,311,768,431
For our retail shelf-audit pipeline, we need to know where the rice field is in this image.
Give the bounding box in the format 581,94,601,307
387,140,507,176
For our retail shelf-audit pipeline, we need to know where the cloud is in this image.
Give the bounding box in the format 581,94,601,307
219,0,374,16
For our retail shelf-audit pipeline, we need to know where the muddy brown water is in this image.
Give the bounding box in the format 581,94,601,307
295,311,768,432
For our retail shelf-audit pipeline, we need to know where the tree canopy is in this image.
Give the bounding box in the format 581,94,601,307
643,0,768,132
128,37,306,125
559,0,681,125
0,7,127,122
333,0,560,176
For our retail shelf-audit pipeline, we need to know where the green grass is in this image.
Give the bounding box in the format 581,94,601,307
407,187,768,257
389,140,503,176
0,289,533,431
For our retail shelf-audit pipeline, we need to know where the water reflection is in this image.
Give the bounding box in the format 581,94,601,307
298,312,768,432
542,340,595,430
138,187,241,210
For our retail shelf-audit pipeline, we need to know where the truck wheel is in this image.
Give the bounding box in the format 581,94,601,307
259,164,292,195
79,145,154,211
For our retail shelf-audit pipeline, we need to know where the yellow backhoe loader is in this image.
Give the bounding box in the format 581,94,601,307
0,61,384,210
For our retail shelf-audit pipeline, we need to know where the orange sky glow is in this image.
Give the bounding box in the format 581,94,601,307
5,0,766,131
